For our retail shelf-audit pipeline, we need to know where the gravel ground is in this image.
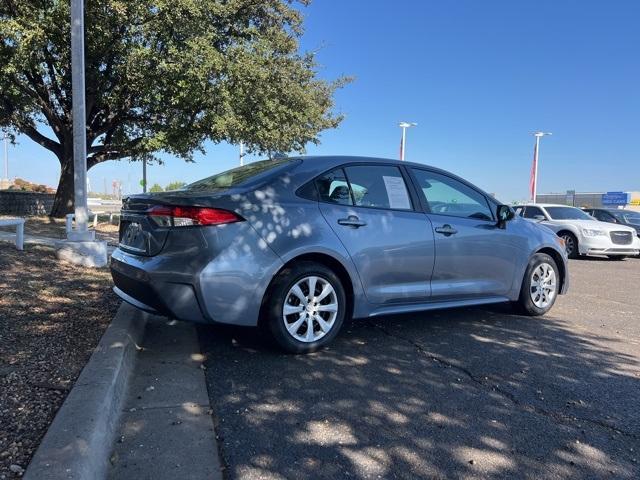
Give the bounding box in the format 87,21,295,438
0,245,119,478
0,216,119,245
200,257,640,480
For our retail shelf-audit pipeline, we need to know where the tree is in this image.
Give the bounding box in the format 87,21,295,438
165,181,186,191
0,1,349,217
149,183,163,193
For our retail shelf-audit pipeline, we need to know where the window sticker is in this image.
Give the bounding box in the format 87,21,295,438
382,176,411,210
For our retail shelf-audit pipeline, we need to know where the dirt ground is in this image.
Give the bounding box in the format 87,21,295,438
0,244,120,478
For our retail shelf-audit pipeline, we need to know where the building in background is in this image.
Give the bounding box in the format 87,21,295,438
535,191,640,211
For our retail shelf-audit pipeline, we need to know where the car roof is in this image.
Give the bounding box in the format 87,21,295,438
292,155,431,170
584,207,627,212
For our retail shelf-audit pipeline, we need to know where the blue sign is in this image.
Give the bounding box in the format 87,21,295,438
602,192,628,206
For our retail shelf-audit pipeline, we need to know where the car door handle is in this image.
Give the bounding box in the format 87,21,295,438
338,216,367,228
435,224,458,236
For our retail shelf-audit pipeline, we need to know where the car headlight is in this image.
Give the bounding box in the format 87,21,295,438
582,228,607,237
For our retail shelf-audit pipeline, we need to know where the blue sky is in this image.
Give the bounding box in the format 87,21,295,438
6,0,640,202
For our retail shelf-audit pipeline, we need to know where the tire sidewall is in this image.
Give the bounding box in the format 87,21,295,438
267,262,346,354
518,253,560,316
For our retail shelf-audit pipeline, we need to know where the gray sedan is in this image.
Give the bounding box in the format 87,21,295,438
111,156,568,353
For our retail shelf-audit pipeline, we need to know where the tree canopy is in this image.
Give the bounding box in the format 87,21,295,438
0,0,348,216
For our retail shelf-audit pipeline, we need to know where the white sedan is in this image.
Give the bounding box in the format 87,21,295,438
515,203,640,259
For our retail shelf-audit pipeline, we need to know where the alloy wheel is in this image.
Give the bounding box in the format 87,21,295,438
529,263,557,309
282,276,338,343
562,234,575,257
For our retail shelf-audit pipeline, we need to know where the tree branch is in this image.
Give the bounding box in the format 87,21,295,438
87,137,145,168
20,124,62,157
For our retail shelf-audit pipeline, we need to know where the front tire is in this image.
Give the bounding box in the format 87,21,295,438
560,232,579,259
515,253,560,316
265,261,347,354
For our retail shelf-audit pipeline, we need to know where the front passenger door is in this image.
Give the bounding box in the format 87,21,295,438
409,168,519,299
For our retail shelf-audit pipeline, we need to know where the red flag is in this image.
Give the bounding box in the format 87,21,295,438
529,141,537,201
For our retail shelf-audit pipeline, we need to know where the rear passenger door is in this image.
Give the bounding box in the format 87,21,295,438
317,164,435,305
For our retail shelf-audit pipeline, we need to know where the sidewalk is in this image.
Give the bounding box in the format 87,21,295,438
0,231,117,254
107,316,222,479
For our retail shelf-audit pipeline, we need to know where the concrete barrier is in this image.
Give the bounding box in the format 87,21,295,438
24,303,147,480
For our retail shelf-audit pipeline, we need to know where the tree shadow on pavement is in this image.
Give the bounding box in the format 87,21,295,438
199,304,640,480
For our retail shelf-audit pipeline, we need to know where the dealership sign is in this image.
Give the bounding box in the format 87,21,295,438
602,191,629,206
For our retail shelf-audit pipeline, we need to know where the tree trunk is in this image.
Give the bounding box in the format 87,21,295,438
50,157,75,218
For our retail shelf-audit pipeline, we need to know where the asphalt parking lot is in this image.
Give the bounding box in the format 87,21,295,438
199,257,640,480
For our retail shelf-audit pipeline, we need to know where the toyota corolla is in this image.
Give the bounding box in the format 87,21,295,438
110,156,569,353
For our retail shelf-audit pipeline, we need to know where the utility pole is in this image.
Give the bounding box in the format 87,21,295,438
70,0,91,239
398,122,417,161
531,132,552,202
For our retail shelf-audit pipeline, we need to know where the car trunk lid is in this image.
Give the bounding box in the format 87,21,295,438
118,190,239,256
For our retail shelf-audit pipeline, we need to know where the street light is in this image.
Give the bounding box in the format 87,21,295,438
70,0,92,239
239,141,245,166
398,122,417,161
1,132,8,183
530,131,553,202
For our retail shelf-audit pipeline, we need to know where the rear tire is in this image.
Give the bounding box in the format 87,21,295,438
515,253,560,316
559,232,579,259
265,261,347,354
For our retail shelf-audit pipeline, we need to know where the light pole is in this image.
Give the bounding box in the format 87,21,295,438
398,122,417,161
1,132,8,182
70,0,92,239
530,131,552,202
142,158,147,193
239,141,245,166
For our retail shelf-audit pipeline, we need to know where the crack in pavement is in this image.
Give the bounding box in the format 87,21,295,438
368,320,640,441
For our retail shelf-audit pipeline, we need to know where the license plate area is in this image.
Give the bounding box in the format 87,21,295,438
119,220,149,254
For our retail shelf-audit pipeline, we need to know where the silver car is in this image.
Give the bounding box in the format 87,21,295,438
111,156,569,353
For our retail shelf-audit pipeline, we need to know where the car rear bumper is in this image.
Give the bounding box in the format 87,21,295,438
111,253,209,323
110,219,284,327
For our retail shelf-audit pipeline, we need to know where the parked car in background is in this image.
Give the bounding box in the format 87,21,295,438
582,208,640,237
515,204,640,260
111,157,569,353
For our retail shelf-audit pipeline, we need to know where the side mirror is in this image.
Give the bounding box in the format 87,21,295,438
497,205,514,229
533,215,546,222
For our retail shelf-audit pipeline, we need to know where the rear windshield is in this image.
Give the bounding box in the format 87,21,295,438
183,158,294,191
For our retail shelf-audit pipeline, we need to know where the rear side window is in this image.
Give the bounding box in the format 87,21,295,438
316,168,353,205
592,210,612,222
523,206,545,219
343,165,412,210
411,168,494,221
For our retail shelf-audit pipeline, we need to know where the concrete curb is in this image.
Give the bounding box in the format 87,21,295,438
24,303,147,480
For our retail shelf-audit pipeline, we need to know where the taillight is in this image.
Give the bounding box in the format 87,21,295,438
147,205,243,227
